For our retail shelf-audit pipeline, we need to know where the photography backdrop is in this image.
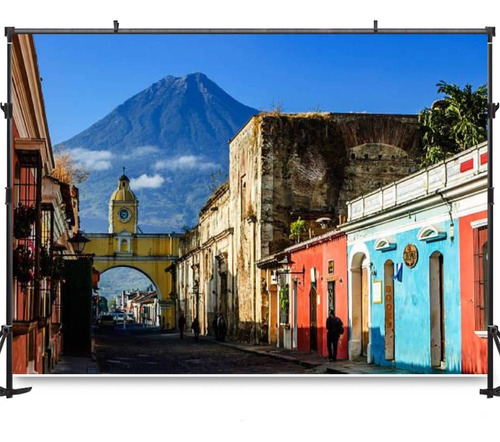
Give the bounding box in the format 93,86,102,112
0,1,499,440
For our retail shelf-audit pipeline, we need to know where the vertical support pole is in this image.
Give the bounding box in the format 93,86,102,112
1,28,31,399
485,27,495,397
5,28,14,398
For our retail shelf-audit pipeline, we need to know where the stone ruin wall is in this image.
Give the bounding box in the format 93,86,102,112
229,120,262,342
258,113,421,255
221,112,422,343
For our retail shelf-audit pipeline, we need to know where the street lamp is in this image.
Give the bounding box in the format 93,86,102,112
68,230,90,255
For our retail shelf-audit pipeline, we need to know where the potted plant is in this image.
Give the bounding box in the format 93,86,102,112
51,254,65,282
14,204,37,239
13,244,35,288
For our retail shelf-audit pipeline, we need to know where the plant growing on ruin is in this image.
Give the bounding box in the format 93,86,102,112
289,217,306,242
419,81,487,167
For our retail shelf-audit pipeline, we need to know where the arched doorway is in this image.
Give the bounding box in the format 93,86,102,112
384,260,395,361
98,266,161,326
350,249,371,360
429,251,445,369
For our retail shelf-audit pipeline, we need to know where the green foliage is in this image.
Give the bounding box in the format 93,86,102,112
279,284,289,310
289,217,306,241
419,81,487,167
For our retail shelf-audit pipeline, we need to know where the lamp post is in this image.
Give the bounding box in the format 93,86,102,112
68,230,90,256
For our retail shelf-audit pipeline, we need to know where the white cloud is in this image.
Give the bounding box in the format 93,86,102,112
130,173,165,189
154,155,219,171
69,147,113,171
122,145,161,159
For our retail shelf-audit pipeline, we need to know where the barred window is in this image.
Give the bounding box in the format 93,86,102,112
473,226,488,331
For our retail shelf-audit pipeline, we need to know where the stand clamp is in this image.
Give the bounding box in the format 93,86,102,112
0,325,12,353
488,102,499,119
480,325,500,398
1,102,13,119
0,325,32,398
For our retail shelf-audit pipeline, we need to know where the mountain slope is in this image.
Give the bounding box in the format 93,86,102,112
58,73,258,233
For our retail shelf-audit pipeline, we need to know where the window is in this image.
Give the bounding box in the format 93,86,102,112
417,225,446,242
240,177,247,220
474,226,488,331
374,237,396,251
120,238,128,252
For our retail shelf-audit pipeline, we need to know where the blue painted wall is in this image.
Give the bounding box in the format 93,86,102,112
349,219,462,374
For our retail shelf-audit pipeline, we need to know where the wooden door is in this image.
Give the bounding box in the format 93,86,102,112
384,260,395,360
270,287,278,345
430,252,445,368
310,284,317,352
361,266,369,356
328,281,335,315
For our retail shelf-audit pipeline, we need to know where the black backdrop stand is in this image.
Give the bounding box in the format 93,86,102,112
0,27,31,398
480,27,500,398
0,21,498,398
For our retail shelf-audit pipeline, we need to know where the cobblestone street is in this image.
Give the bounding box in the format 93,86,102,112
93,325,316,374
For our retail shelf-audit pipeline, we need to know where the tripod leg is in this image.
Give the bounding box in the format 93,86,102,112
0,386,32,398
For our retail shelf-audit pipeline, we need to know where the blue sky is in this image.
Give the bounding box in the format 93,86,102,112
34,33,487,145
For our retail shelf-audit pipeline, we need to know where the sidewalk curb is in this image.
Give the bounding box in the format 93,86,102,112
214,340,329,370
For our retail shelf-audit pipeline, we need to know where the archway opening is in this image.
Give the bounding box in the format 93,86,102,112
350,252,370,360
95,266,158,328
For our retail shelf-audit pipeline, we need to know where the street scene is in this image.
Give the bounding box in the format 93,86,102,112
10,32,489,375
93,327,315,375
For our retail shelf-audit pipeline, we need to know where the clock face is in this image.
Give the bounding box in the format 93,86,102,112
118,208,131,223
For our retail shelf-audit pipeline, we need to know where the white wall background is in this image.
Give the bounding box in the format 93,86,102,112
0,1,499,440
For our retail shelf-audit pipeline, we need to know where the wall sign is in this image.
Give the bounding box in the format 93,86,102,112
328,259,334,275
403,244,419,268
373,281,383,304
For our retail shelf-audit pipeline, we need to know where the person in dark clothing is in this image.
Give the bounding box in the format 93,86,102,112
178,313,186,339
212,314,219,340
217,314,227,342
192,317,200,342
326,310,343,361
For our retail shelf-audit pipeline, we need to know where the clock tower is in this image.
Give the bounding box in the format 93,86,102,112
109,172,138,236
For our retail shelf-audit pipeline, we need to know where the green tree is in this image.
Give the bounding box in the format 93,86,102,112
419,81,487,167
289,217,306,242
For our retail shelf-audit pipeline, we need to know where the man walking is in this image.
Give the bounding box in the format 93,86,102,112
192,317,200,342
178,313,186,339
326,310,343,361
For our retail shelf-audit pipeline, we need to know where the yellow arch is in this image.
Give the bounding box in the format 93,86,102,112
85,233,180,328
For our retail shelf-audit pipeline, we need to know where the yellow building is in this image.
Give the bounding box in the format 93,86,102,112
85,173,180,329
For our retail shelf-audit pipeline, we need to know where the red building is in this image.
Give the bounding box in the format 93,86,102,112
459,210,488,374
285,231,348,359
12,34,79,374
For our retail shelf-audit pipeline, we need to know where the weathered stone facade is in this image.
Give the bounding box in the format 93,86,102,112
177,228,200,330
179,112,422,344
177,183,233,335
230,112,421,343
